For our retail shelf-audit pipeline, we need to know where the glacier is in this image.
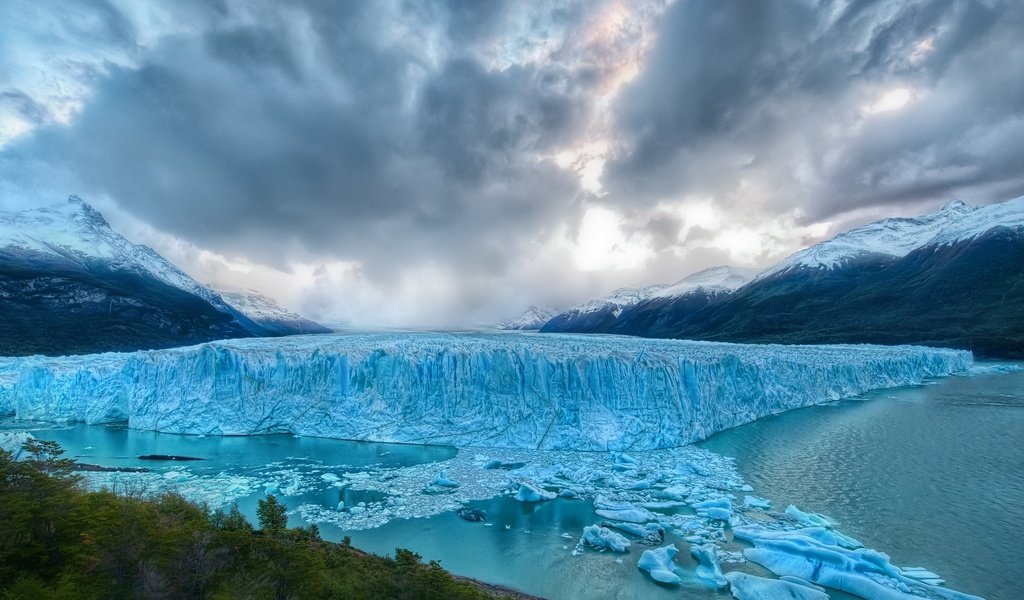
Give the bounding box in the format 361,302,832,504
0,332,970,450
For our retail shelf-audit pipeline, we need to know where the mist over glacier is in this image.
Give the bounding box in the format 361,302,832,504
0,333,969,450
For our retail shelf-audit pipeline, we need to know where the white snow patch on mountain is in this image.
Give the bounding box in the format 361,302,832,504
762,196,1024,277
497,306,559,330
218,289,311,323
0,196,237,314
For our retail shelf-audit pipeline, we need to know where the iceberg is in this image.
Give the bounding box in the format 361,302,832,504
733,525,983,600
0,332,969,450
690,543,728,589
514,480,556,502
581,525,631,552
724,572,828,600
637,544,683,585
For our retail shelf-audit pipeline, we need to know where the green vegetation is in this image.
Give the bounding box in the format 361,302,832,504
0,440,511,600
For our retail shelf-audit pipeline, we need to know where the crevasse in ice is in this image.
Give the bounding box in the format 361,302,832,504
0,332,970,450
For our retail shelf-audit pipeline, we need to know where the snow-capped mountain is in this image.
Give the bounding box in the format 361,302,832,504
218,289,331,335
542,266,757,334
1,196,243,315
574,196,1024,357
0,196,264,355
496,305,559,330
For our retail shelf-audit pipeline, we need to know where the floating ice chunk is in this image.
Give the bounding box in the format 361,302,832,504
734,525,983,600
693,498,733,521
641,500,687,510
432,471,460,488
784,505,832,528
691,544,728,589
0,432,35,460
778,576,826,592
515,480,556,502
321,473,340,483
558,489,579,499
743,495,772,510
594,495,660,518
899,567,945,586
582,525,631,552
724,572,829,600
602,521,664,543
676,462,712,477
163,470,189,482
637,544,682,585
614,453,638,465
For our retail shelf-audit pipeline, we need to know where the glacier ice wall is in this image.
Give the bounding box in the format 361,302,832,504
0,333,971,450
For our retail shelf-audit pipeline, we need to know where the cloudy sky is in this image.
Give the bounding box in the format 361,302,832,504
2,0,1022,326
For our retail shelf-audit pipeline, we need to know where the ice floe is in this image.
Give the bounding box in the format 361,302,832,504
637,544,683,584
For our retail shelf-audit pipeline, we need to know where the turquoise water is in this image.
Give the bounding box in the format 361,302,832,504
5,368,1020,599
701,367,1024,600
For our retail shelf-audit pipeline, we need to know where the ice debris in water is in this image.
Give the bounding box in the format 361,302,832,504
580,525,631,553
53,427,983,600
514,479,556,502
784,505,833,528
734,525,984,600
637,544,683,585
725,571,829,600
691,543,728,589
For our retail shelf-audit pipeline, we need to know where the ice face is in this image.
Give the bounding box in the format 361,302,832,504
0,333,970,450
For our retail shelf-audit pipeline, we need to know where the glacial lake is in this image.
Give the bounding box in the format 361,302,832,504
4,364,1020,599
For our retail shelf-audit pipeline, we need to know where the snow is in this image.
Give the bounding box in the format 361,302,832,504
0,197,239,317
651,266,759,299
637,544,682,584
496,306,559,330
218,289,312,324
0,332,971,451
762,196,1024,277
725,572,829,600
581,525,631,552
557,265,756,319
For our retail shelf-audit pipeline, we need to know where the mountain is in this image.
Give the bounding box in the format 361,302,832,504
583,197,1024,358
218,289,331,335
541,266,758,334
496,305,559,330
0,196,262,356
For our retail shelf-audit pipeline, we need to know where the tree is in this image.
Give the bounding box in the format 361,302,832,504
256,495,287,533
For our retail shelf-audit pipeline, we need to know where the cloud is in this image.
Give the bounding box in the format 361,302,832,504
604,0,1024,221
1,0,1022,325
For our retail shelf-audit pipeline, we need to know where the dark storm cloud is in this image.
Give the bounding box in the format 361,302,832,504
2,0,586,281
605,0,1024,220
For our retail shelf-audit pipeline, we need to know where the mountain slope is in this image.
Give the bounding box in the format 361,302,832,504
541,266,757,334
0,197,261,355
496,305,559,330
219,289,331,336
625,197,1024,357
